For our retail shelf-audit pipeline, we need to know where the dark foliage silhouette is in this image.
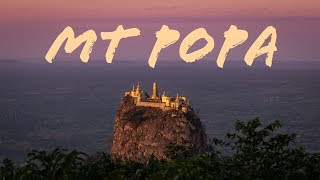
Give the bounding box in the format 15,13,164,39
1,117,320,179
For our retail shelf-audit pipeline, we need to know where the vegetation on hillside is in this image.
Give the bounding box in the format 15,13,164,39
1,117,320,179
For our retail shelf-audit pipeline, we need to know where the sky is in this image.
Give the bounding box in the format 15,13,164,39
1,0,320,21
0,0,319,63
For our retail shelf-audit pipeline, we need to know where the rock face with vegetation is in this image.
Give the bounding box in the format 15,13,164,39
111,96,207,162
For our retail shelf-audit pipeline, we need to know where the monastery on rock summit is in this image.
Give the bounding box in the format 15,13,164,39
125,82,191,113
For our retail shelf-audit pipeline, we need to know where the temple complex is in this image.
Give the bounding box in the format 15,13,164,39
124,82,190,113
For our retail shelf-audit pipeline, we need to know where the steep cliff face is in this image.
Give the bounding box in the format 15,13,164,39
111,96,207,162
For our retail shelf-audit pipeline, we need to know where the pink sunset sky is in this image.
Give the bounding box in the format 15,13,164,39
0,0,320,63
1,0,320,21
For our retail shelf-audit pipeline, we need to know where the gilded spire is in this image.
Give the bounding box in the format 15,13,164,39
162,90,166,96
136,82,140,93
176,92,179,102
151,82,159,99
